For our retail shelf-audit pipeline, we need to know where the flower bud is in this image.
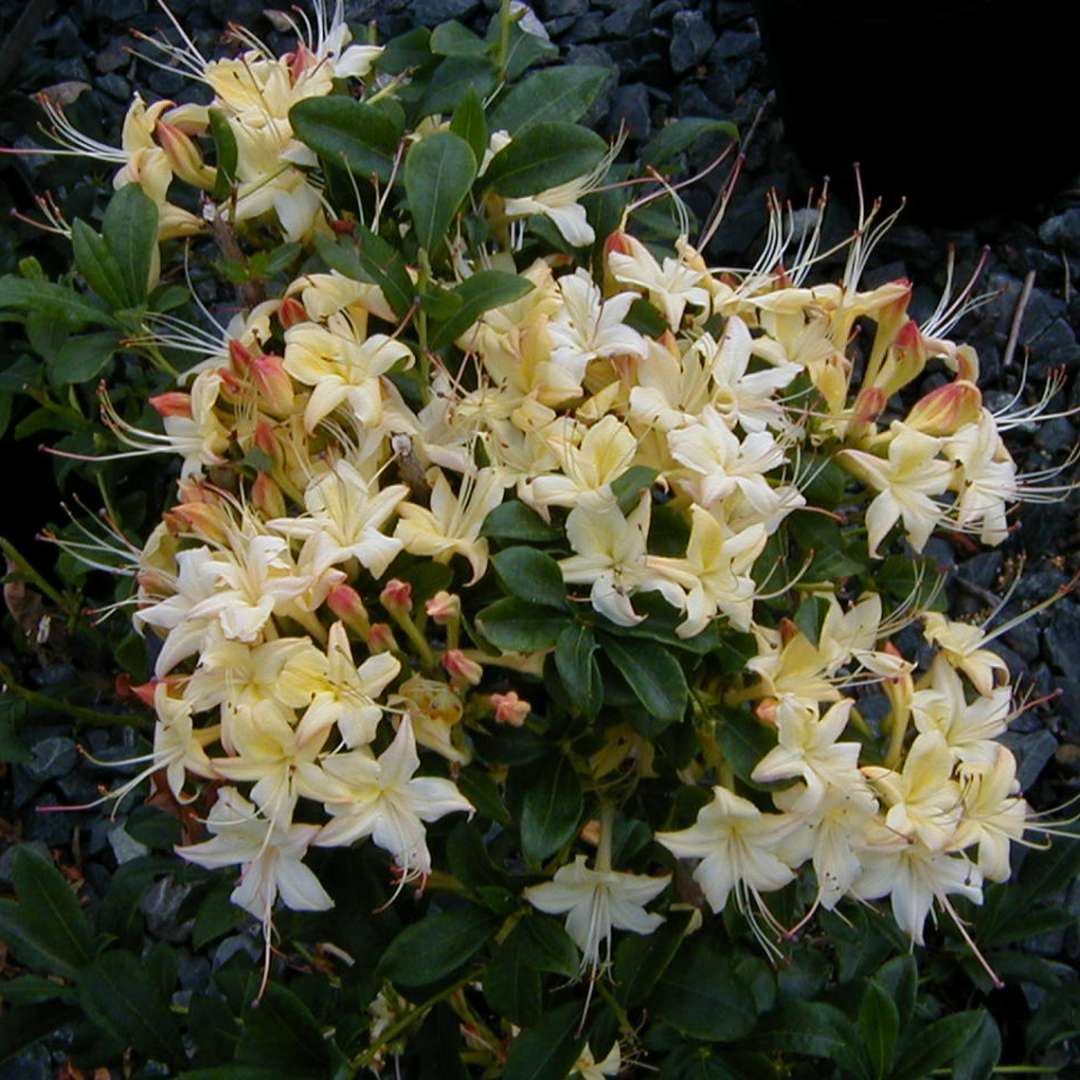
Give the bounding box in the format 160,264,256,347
149,391,192,418
889,319,928,389
490,691,530,727
250,353,295,415
216,366,244,399
156,119,216,190
425,591,460,625
380,578,414,616
905,380,982,436
163,500,228,543
278,296,308,330
327,584,370,638
228,338,255,373
368,622,399,654
754,697,779,725
442,648,483,686
252,472,285,519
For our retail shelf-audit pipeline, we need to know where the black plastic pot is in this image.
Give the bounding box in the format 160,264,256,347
750,0,1080,220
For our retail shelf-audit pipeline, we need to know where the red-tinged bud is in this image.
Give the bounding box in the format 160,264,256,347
254,419,278,459
164,501,227,543
442,648,483,686
149,391,192,418
755,698,779,726
330,218,355,235
278,296,308,330
778,617,798,645
327,584,371,638
579,818,602,847
217,366,244,397
490,691,530,727
853,386,887,426
905,379,982,436
228,338,255,373
252,472,285,518
114,673,134,701
604,230,634,258
368,622,398,654
288,41,315,84
425,590,460,625
658,329,679,355
130,679,159,708
251,353,295,415
380,578,413,616
155,119,215,189
954,344,979,383
177,477,220,505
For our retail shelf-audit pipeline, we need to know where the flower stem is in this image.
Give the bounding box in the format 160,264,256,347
596,801,615,872
0,535,75,614
0,662,150,730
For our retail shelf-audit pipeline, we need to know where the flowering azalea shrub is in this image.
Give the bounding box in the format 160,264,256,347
1,2,1079,1078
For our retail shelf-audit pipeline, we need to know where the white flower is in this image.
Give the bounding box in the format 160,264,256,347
523,855,669,973
608,233,708,330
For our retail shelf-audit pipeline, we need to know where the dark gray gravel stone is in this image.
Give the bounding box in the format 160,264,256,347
0,1044,51,1080
1001,729,1058,791
411,0,480,23
98,73,130,101
24,736,77,782
602,0,650,37
1039,208,1080,255
609,82,652,141
670,9,716,73
1045,607,1080,681
538,0,588,15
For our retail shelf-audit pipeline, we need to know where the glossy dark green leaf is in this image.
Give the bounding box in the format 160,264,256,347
235,982,330,1077
873,954,917,1032
450,86,489,164
481,499,561,542
512,915,580,977
71,220,127,308
611,465,658,513
102,183,158,306
431,20,489,57
893,1011,985,1079
77,950,184,1067
640,117,737,167
554,623,602,716
486,122,607,197
8,846,94,977
290,97,401,181
418,56,498,119
378,26,433,74
489,65,612,134
52,330,121,384
601,635,688,723
654,940,759,1043
952,1012,1001,1080
503,1001,586,1080
492,546,568,609
379,905,500,987
793,594,830,648
624,297,669,337
209,107,238,200
614,907,693,1008
477,597,569,652
405,131,477,252
193,887,246,950
520,756,584,863
429,269,533,349
750,1000,869,1078
0,276,115,328
315,230,415,319
0,699,30,763
858,979,898,1080
714,708,778,789
0,973,77,1007
483,937,542,1026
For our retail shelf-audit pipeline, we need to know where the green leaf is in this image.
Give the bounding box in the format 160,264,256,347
486,122,608,197
481,499,561,541
0,276,116,328
751,1000,869,1078
450,86,489,164
193,887,246,949
610,465,658,514
429,269,533,349
77,950,184,1067
209,107,238,200
379,905,500,987
640,117,738,167
290,97,401,181
72,220,128,308
103,183,159,306
793,594,830,648
952,1012,1001,1080
0,699,30,763
714,708,777,789
379,26,432,74
511,915,580,977
483,938,542,1026
0,1003,79,1067
858,980,898,1080
873,954,917,1032
431,20,489,57
492,546,568,609
0,973,77,1007
613,907,694,1008
236,982,330,1077
601,635,688,723
489,65,613,134
520,756,584,863
654,940,759,1042
624,297,669,337
315,229,415,319
405,131,477,252
52,330,121,384
418,56,498,119
8,846,94,976
477,597,569,651
1015,819,1080,899
503,1001,586,1080
554,623,602,716
893,1011,985,1079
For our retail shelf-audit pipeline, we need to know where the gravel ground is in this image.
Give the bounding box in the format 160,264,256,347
2,1,1080,1073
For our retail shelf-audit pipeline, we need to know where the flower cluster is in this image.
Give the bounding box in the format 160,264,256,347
20,0,1076,1021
